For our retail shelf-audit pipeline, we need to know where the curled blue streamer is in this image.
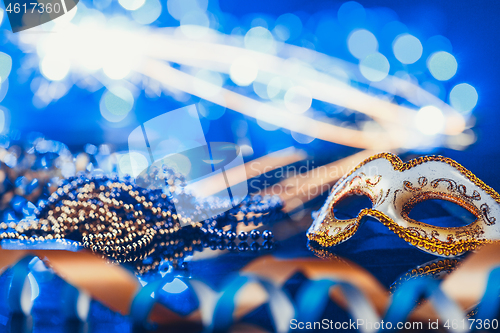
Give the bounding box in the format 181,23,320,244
7,255,36,314
296,279,338,324
475,265,500,323
382,276,466,332
211,274,295,332
129,273,198,326
61,283,82,320
295,278,379,331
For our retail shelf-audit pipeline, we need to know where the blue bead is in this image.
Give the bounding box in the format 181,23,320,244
250,230,261,240
262,240,274,250
217,240,226,250
238,231,248,241
250,242,260,251
262,230,274,240
227,241,237,251
238,242,249,252
225,231,236,241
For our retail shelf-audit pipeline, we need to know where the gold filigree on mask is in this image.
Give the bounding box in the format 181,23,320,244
307,153,500,257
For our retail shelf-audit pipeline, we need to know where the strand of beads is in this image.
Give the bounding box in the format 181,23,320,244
0,172,278,273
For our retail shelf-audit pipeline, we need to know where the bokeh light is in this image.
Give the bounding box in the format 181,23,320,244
348,29,378,60
425,35,453,53
230,57,259,86
132,0,162,24
167,0,207,21
198,101,226,120
284,86,312,114
292,131,315,144
415,105,445,135
180,11,210,38
3,0,476,154
40,54,70,81
194,70,223,98
449,83,478,114
273,13,302,41
0,52,12,83
119,152,149,176
267,77,282,99
359,53,390,82
0,107,6,133
393,34,423,64
338,1,366,28
99,87,134,122
118,0,145,11
427,51,458,81
244,27,275,53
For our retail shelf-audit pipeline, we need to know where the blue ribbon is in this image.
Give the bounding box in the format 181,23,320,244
296,278,379,332
475,265,500,323
7,255,36,314
382,276,466,332
296,279,338,324
129,272,197,326
211,274,294,332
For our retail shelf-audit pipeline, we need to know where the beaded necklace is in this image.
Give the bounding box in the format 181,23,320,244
0,138,281,273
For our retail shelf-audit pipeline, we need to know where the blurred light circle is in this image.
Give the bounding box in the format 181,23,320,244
118,0,145,11
450,83,478,113
257,108,280,131
267,77,282,99
0,52,12,83
273,13,302,41
0,77,8,103
381,21,408,41
158,150,192,175
253,81,269,99
119,152,148,176
132,0,162,25
93,0,112,10
194,69,222,97
359,53,390,82
427,51,457,81
338,1,366,27
291,131,315,144
284,86,312,114
0,107,6,133
198,101,226,120
100,87,134,122
103,54,132,80
180,11,210,38
426,35,452,53
348,29,378,59
393,34,423,64
167,0,208,21
422,81,445,100
40,54,70,81
244,27,274,53
230,57,258,86
415,105,445,135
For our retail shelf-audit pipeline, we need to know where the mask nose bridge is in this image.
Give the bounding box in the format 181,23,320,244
358,207,385,223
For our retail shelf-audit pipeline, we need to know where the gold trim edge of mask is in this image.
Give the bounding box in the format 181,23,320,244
307,153,500,256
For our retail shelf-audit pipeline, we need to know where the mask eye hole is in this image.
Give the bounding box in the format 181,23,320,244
332,194,372,220
407,199,477,227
